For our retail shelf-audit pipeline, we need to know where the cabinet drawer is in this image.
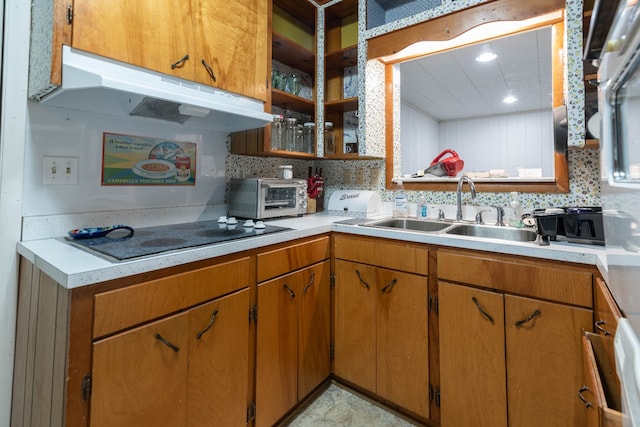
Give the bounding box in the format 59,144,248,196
437,249,593,307
333,234,428,275
580,332,623,427
94,257,250,338
257,236,330,282
594,277,623,337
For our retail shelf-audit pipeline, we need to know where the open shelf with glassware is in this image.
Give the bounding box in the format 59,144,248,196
323,0,360,159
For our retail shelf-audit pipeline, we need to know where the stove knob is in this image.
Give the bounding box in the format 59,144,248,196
254,221,266,229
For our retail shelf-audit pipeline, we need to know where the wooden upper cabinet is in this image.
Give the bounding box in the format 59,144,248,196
70,0,268,101
72,0,195,81
195,0,268,101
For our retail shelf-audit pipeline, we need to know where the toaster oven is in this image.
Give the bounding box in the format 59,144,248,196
228,178,307,220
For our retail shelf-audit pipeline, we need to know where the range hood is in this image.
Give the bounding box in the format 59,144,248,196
32,46,273,133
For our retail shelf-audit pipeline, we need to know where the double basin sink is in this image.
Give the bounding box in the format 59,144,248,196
361,218,537,243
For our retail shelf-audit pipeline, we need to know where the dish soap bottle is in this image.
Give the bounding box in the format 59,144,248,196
509,191,524,228
392,179,408,218
416,192,429,220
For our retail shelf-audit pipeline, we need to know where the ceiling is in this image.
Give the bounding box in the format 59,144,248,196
400,27,553,121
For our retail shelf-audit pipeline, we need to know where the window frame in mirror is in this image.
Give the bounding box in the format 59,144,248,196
368,0,569,194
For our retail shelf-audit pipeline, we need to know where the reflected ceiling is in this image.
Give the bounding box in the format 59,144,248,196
400,27,552,121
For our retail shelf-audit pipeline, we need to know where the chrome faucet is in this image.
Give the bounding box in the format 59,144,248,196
492,205,506,226
456,176,476,222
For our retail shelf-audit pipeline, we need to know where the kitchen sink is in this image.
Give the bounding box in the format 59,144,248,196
361,217,538,243
362,218,452,232
444,224,537,242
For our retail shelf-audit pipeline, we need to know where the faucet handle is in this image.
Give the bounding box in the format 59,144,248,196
491,205,505,226
475,209,490,224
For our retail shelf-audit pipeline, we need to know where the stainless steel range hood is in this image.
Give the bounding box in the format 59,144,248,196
31,46,272,132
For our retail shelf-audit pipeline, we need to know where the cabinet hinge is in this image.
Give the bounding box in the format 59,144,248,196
249,304,258,323
247,400,256,423
66,4,73,24
435,388,441,407
330,344,335,361
81,374,92,401
330,274,336,289
428,295,439,314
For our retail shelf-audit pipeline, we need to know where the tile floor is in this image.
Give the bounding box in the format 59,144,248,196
286,384,418,426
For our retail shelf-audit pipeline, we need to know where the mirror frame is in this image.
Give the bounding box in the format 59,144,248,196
367,0,569,193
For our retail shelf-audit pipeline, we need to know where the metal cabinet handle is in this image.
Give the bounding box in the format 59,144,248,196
303,272,315,294
472,297,495,324
577,385,593,408
283,284,296,298
155,333,180,352
595,319,611,336
171,54,190,69
355,270,370,290
515,310,541,328
381,278,397,293
196,309,219,340
201,59,217,82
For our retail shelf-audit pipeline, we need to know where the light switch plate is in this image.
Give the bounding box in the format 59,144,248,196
42,156,79,185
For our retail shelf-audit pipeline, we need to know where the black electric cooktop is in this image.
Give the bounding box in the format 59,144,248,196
65,220,291,261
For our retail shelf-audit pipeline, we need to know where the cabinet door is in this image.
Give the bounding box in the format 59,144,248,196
297,261,331,399
255,272,298,427
195,0,268,101
376,268,429,418
439,282,508,427
333,260,377,392
594,277,623,338
187,289,249,427
72,0,195,81
91,312,189,427
505,295,592,427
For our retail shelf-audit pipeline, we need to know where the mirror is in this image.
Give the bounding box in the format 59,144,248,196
400,27,553,178
367,2,569,193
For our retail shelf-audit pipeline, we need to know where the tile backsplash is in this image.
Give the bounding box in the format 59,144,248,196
226,147,601,214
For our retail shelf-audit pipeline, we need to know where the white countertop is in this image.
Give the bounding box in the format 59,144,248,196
17,213,608,289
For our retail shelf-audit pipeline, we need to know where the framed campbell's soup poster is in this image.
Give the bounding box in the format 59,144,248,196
102,133,196,186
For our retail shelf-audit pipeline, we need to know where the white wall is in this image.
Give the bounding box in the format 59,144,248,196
0,0,29,424
400,107,554,176
23,103,228,217
401,101,439,174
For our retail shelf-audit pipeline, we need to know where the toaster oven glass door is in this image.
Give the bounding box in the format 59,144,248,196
263,186,298,210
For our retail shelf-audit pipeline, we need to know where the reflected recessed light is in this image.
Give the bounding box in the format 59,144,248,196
476,52,497,62
503,95,518,104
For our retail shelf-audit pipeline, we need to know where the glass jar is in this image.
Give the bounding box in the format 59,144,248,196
271,69,282,91
324,122,335,155
303,122,315,153
284,117,297,151
271,114,284,150
295,124,305,152
288,74,301,96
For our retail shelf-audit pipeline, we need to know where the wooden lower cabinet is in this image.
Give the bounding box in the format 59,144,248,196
333,259,429,419
439,281,592,427
90,288,249,427
579,332,623,427
439,283,507,427
255,260,331,427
